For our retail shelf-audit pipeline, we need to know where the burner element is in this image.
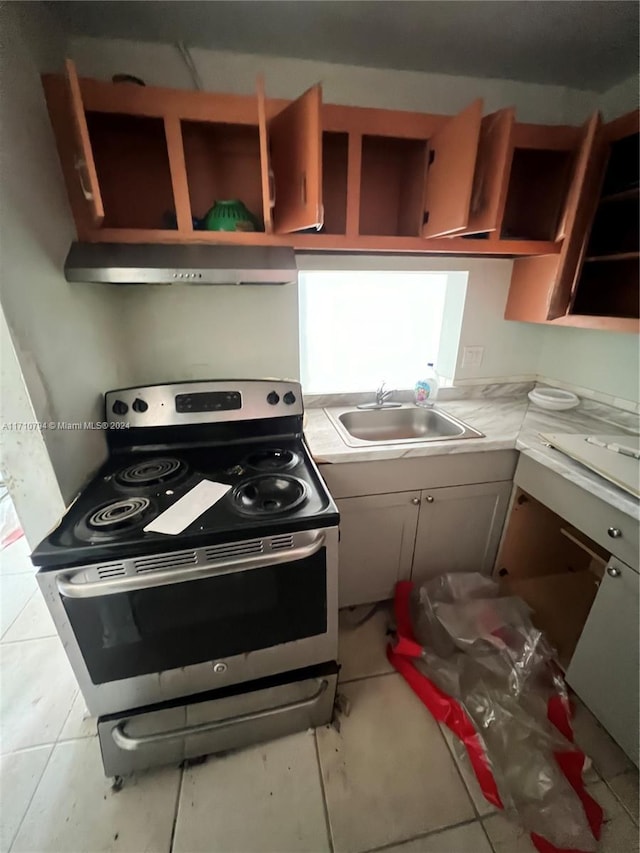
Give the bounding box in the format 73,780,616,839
88,497,152,530
115,458,187,488
232,475,308,516
243,448,300,472
73,495,156,545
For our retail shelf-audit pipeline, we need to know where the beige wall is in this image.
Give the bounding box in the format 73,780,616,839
0,4,128,513
118,283,300,384
599,74,639,121
538,326,639,406
70,35,598,124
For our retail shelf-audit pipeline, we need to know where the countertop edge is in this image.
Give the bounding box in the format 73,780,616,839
304,402,639,520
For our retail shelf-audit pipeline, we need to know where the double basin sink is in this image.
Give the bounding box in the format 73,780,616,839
325,405,484,447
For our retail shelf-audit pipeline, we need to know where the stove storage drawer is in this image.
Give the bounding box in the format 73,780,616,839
98,662,338,777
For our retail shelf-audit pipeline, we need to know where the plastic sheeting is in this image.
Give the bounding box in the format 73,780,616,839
388,574,602,853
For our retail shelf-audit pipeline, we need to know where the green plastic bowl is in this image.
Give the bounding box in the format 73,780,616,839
204,200,258,232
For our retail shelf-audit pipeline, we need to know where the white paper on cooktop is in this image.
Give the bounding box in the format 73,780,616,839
143,479,231,536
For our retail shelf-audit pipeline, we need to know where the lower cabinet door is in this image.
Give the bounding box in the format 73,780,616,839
411,481,511,583
566,557,639,764
337,492,420,607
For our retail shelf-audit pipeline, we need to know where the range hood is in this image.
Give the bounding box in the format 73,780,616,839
64,243,298,285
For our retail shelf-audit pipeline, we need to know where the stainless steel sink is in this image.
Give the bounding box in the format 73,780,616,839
325,405,484,447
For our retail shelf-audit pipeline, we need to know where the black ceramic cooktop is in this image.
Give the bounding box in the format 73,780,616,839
32,437,338,570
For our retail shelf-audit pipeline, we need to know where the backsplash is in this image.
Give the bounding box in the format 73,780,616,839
536,386,639,433
537,376,639,415
304,381,535,409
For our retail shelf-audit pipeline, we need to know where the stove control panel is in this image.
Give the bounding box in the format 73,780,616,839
176,391,241,413
105,380,304,427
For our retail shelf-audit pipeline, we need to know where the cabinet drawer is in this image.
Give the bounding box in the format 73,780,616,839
98,663,338,777
320,451,517,498
515,454,639,570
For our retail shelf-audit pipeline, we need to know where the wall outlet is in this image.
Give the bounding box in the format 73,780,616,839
461,346,484,368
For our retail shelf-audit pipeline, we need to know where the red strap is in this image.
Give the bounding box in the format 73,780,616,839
388,581,602,852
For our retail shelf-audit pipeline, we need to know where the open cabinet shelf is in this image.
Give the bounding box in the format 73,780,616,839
358,135,428,237
571,258,639,319
600,187,639,204
322,132,349,235
570,123,639,322
501,148,573,241
584,252,639,262
181,121,265,230
600,131,639,198
586,196,639,258
86,112,175,230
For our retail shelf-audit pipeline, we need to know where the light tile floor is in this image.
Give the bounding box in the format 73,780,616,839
0,569,638,853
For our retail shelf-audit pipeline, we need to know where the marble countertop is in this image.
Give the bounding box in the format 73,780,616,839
304,397,640,520
517,406,639,520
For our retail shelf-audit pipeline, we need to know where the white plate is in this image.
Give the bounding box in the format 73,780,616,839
528,388,580,411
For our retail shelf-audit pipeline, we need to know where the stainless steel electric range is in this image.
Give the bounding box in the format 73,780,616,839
32,380,339,778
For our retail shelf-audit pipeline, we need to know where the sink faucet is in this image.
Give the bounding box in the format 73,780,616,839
357,381,402,410
375,381,394,406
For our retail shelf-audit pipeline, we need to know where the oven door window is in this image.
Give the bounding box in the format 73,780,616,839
62,550,327,684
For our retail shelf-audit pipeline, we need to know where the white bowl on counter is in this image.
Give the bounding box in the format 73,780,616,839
528,388,580,411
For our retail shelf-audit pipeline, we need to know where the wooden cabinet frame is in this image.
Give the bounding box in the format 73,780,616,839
505,109,639,332
45,66,637,329
42,68,579,257
43,64,636,329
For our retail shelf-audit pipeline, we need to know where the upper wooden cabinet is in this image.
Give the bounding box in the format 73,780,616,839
42,57,639,331
45,60,183,237
505,109,639,332
42,63,578,256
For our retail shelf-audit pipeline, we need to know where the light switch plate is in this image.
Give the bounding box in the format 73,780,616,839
461,346,484,368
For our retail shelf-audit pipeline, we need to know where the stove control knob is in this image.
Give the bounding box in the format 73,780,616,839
132,398,148,413
283,391,296,405
111,400,128,416
267,391,280,405
212,661,227,674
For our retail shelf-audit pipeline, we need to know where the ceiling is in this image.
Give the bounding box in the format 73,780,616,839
47,0,639,92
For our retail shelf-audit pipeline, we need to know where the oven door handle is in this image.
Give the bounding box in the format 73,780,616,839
111,678,329,751
56,532,326,598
